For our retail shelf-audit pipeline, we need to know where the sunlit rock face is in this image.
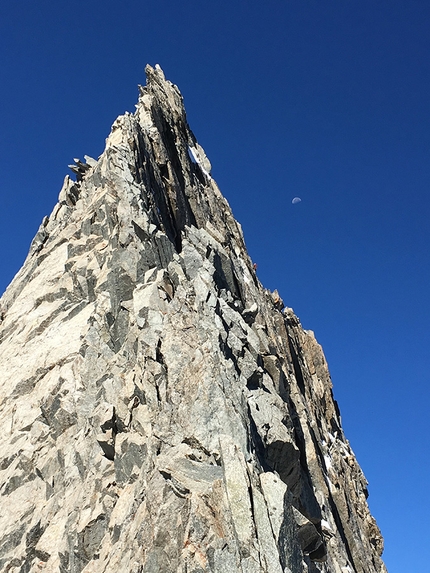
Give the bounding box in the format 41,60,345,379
0,65,386,573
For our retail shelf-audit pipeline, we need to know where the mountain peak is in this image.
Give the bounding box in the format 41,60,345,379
0,68,386,573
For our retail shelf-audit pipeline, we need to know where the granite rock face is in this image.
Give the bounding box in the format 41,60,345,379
0,65,387,573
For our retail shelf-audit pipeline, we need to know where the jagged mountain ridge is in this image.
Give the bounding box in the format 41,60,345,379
0,65,386,573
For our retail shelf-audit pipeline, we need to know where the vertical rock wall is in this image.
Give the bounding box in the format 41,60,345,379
0,65,387,573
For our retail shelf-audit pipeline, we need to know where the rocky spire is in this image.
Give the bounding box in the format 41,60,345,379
0,65,386,573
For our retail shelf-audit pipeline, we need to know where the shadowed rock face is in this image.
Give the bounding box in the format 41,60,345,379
0,65,386,573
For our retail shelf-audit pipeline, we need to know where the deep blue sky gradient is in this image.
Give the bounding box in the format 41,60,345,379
1,2,429,570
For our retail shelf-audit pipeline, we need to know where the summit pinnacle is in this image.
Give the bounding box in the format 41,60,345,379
0,66,386,573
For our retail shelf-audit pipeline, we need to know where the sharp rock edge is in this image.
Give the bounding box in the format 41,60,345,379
0,65,387,573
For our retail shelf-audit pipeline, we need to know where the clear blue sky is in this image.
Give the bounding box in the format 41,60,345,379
1,2,429,570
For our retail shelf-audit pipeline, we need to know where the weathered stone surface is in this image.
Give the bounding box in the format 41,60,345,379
0,65,386,572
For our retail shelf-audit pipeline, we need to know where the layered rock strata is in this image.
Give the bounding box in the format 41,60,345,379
0,65,386,573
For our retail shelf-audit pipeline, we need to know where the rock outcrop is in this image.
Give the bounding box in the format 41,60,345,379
0,65,387,573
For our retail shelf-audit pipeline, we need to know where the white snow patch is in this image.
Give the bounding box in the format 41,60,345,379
321,519,333,532
187,145,212,179
187,146,198,164
324,454,332,470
